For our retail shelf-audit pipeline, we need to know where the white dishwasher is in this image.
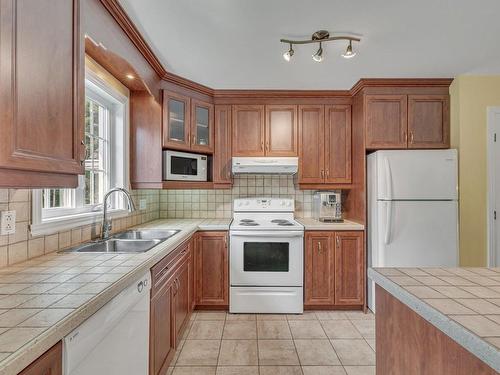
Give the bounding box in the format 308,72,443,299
63,272,151,375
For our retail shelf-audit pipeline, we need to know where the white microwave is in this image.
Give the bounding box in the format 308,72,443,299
163,150,208,181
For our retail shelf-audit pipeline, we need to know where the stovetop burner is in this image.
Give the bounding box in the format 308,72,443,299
271,219,289,224
240,219,255,223
277,222,294,226
239,221,259,226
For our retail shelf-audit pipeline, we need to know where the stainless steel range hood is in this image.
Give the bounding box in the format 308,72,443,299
232,157,298,175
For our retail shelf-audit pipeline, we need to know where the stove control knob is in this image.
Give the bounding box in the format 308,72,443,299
245,201,249,206
280,201,285,206
286,201,292,207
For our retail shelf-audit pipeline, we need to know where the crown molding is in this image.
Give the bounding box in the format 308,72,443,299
213,89,351,99
99,0,166,78
98,1,454,99
350,78,453,96
163,71,215,97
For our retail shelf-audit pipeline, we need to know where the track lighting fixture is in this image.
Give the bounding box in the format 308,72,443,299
342,40,356,59
283,43,294,62
280,30,360,63
312,42,323,63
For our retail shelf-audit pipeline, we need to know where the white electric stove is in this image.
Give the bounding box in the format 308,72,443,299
229,198,304,314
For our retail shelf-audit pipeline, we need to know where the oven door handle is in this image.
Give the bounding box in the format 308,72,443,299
230,231,304,238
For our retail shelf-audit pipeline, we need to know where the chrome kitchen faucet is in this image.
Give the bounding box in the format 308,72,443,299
101,188,137,240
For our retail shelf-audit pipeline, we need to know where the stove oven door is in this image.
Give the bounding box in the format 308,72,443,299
230,231,304,287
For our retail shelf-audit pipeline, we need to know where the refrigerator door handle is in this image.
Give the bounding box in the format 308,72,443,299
384,200,393,245
384,157,393,200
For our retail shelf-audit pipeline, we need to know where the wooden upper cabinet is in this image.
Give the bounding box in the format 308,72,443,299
213,105,232,186
19,341,62,375
0,0,83,187
365,95,408,149
334,231,364,306
195,232,228,306
232,105,265,156
408,95,450,149
325,105,352,183
191,99,214,153
298,105,325,184
265,105,298,156
162,91,191,150
304,232,335,306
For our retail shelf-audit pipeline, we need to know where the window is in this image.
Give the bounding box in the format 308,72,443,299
31,68,129,235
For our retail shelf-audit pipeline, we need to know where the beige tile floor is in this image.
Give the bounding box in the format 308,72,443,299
168,310,376,375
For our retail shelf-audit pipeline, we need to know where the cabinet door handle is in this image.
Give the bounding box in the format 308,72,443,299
224,236,227,249
261,141,264,151
321,170,324,178
326,170,329,178
192,135,196,145
410,132,414,144
266,141,270,151
336,236,340,247
403,131,407,143
318,242,322,252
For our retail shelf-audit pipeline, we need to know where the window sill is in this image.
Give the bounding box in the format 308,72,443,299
30,209,130,237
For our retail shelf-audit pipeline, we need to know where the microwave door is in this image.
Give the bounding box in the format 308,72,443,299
171,155,198,178
164,151,208,181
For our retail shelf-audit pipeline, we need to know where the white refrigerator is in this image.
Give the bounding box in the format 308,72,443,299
367,150,459,312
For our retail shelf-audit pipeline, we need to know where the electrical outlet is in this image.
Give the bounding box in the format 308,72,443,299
0,211,16,235
139,199,147,210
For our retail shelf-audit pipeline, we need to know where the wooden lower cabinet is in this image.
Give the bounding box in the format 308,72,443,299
195,232,229,307
18,341,62,375
150,240,193,375
173,259,190,345
304,230,364,309
334,232,364,305
376,286,497,374
150,276,175,375
304,232,335,306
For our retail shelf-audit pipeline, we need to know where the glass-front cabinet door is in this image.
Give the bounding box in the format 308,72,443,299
163,91,191,150
191,99,214,153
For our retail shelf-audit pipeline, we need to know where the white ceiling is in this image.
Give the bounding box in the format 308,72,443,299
118,0,500,90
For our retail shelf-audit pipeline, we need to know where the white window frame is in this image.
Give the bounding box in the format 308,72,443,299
31,68,130,236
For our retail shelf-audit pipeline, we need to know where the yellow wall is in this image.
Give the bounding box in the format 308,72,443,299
450,75,500,266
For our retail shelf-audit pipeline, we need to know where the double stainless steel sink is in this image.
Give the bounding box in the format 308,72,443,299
60,229,180,254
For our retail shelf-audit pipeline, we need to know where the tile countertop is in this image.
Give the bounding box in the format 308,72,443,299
296,218,364,230
368,267,500,372
0,218,230,375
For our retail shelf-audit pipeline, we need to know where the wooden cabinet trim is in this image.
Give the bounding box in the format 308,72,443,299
162,90,191,150
265,104,298,156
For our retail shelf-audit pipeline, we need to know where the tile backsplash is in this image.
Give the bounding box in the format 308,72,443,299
0,189,159,267
0,175,316,267
160,175,313,219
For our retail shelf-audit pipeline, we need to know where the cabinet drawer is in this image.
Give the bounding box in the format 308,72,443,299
151,240,190,292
